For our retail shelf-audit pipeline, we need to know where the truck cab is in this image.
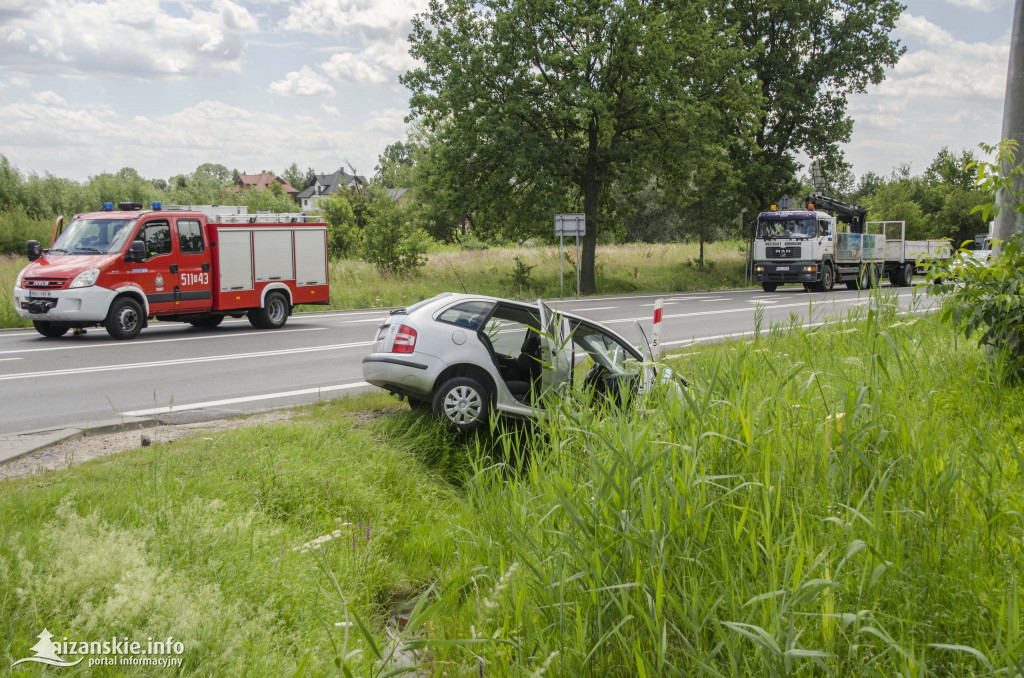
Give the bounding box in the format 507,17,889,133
752,209,838,292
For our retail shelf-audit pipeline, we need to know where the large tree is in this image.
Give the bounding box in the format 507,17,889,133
725,0,905,209
404,0,757,293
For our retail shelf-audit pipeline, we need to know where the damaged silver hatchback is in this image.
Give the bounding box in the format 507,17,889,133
361,292,678,432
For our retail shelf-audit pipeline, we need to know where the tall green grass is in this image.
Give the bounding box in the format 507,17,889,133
434,296,1024,675
2,299,1021,676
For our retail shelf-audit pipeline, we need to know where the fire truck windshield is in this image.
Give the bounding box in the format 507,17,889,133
51,218,136,255
756,216,816,239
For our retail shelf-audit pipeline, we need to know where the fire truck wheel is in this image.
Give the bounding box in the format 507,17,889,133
32,321,68,338
105,297,144,340
248,292,289,329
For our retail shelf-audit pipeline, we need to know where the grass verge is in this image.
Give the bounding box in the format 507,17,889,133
2,298,1022,676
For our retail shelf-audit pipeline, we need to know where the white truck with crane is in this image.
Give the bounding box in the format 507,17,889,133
752,193,950,292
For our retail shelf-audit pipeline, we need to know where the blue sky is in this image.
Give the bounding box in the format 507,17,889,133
0,0,1016,185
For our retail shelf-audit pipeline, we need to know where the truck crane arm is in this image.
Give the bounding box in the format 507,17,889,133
805,193,867,233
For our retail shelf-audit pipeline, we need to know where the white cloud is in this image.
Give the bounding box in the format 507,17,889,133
875,13,1009,100
282,0,428,37
363,107,407,133
0,95,387,181
269,66,336,96
33,90,67,106
321,104,340,116
321,40,417,84
946,0,1013,10
321,52,388,83
0,0,259,80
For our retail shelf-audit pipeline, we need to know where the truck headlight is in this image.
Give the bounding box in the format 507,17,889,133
754,266,764,272
803,265,817,272
70,268,100,288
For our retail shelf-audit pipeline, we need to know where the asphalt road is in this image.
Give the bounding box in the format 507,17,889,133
0,284,931,436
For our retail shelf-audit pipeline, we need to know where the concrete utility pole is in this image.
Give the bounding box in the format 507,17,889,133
995,0,1024,241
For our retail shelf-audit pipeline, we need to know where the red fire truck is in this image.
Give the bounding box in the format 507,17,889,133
13,202,330,340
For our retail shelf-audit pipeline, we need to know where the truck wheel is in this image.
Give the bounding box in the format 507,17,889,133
898,262,914,287
248,292,289,330
189,315,224,328
105,297,144,340
433,376,490,433
821,264,835,292
761,282,777,292
32,321,68,338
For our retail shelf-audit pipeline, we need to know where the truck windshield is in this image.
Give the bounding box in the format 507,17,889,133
757,217,816,239
51,218,136,255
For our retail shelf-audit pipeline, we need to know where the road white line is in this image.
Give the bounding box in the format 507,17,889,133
662,321,831,347
600,296,887,325
122,382,371,417
0,357,22,362
564,306,618,312
332,317,389,325
0,326,327,356
0,341,373,381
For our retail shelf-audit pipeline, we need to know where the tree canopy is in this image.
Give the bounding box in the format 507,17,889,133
404,0,759,293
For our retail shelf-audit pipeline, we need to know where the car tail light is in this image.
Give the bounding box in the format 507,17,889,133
392,324,417,353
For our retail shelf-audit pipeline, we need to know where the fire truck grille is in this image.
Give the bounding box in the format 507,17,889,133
22,277,68,289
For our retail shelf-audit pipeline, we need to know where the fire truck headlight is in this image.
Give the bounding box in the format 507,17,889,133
70,268,100,288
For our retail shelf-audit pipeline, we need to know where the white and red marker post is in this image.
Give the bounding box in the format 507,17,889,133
651,298,663,361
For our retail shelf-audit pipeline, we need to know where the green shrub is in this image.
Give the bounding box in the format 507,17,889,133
320,192,361,258
930,235,1024,379
362,197,431,274
0,209,52,255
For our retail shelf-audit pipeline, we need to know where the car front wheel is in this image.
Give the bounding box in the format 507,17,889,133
433,377,489,433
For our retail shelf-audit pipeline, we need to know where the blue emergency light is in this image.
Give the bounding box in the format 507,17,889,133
152,201,162,210
103,202,114,211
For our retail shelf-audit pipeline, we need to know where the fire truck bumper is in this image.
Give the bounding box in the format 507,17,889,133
752,262,822,283
14,286,119,323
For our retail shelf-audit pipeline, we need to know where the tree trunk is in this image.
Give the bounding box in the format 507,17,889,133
579,123,601,295
699,200,706,267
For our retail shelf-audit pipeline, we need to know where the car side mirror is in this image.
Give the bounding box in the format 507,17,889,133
26,240,42,261
126,240,146,262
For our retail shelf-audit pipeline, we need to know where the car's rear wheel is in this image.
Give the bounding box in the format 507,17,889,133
433,377,489,433
32,321,68,338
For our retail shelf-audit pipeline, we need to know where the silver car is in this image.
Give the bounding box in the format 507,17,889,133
361,292,666,432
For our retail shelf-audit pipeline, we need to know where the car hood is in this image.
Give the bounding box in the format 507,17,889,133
22,254,121,279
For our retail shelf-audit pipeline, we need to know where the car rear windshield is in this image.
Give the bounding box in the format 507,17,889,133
391,293,454,316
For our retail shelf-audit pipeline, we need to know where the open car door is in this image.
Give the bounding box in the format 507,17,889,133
537,300,574,398
634,321,656,393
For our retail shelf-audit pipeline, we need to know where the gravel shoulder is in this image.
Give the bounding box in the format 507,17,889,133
0,410,296,482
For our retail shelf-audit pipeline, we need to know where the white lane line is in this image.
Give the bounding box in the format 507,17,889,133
600,299,854,325
0,326,327,356
662,321,831,347
0,341,373,382
564,306,617,312
333,317,388,325
0,357,22,362
122,381,371,417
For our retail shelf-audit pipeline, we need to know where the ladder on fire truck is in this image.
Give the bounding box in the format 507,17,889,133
162,205,323,224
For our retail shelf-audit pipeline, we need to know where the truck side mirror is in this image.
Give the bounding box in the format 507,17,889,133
126,240,146,262
26,240,42,261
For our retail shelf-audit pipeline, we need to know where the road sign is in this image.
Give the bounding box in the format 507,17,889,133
554,213,585,237
554,214,585,296
778,195,793,210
